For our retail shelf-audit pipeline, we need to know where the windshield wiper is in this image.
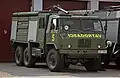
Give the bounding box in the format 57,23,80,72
83,28,94,31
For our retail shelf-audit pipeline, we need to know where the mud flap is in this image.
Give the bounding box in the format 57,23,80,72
84,58,101,72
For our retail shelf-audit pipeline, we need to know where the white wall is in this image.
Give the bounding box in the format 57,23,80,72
31,0,120,11
80,0,120,2
80,0,120,10
87,0,99,10
31,0,43,11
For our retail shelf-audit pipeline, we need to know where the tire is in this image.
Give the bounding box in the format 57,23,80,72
84,58,101,72
23,48,36,67
64,56,70,68
15,46,24,66
46,49,64,72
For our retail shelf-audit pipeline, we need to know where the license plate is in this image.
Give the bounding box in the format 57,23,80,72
98,50,107,54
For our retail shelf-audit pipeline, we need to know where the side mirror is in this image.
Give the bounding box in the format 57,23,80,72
104,26,107,31
53,19,57,27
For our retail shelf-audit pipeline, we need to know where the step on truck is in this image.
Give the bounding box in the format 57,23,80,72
10,5,107,72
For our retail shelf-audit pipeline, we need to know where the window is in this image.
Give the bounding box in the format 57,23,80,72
39,18,45,28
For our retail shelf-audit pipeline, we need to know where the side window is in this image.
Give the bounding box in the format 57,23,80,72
39,18,45,28
50,23,55,30
50,19,58,33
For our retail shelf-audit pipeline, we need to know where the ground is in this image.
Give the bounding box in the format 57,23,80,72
0,63,120,77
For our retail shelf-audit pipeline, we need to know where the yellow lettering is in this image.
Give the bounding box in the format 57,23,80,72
68,34,72,38
95,34,98,38
88,34,92,38
73,34,76,37
84,34,88,37
68,34,102,38
52,34,55,41
96,34,101,38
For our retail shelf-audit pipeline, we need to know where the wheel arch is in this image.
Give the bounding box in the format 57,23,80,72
45,43,58,55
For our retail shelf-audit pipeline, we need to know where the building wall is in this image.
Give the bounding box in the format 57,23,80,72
99,2,120,10
43,0,88,10
0,0,30,61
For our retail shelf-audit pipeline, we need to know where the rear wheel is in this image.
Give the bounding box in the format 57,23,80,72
84,58,101,72
46,49,64,72
15,46,24,66
23,48,36,67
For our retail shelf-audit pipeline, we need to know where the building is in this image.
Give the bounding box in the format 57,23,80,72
0,0,120,61
32,0,120,11
0,0,30,61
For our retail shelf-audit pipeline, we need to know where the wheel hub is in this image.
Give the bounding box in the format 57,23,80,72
15,50,20,63
24,51,29,64
50,55,55,66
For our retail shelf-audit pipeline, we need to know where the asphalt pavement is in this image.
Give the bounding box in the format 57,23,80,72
0,63,120,77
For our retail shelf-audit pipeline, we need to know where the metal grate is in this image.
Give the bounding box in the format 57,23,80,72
78,39,91,48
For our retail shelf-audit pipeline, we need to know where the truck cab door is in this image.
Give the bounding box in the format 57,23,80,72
46,18,58,42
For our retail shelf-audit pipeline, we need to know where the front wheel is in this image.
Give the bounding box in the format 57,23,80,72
46,49,64,72
84,58,101,72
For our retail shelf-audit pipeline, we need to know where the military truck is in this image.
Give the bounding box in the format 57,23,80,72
88,6,120,68
10,5,107,72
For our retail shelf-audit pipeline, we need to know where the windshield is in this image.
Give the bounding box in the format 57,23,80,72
82,19,102,31
59,18,103,32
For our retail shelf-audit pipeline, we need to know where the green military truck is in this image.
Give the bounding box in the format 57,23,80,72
10,8,107,72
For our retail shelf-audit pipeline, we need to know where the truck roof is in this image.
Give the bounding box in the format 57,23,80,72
12,11,100,19
71,15,100,19
13,10,58,16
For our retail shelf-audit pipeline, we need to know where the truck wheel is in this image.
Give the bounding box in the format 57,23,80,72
84,58,101,72
46,49,64,72
115,57,120,69
64,57,70,68
15,46,24,66
23,48,36,67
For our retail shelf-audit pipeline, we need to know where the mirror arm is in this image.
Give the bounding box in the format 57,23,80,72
104,20,108,38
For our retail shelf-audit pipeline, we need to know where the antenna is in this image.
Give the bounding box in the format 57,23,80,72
45,4,69,14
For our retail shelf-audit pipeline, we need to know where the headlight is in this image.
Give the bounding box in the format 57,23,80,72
98,45,101,48
68,44,72,48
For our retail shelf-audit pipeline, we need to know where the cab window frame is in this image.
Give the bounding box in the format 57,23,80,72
39,17,45,29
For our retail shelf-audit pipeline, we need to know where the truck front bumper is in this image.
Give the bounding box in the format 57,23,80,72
59,49,107,58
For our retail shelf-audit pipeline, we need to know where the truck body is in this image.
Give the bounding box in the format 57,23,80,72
10,10,107,72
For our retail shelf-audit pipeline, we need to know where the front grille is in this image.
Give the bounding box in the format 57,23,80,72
78,39,91,48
